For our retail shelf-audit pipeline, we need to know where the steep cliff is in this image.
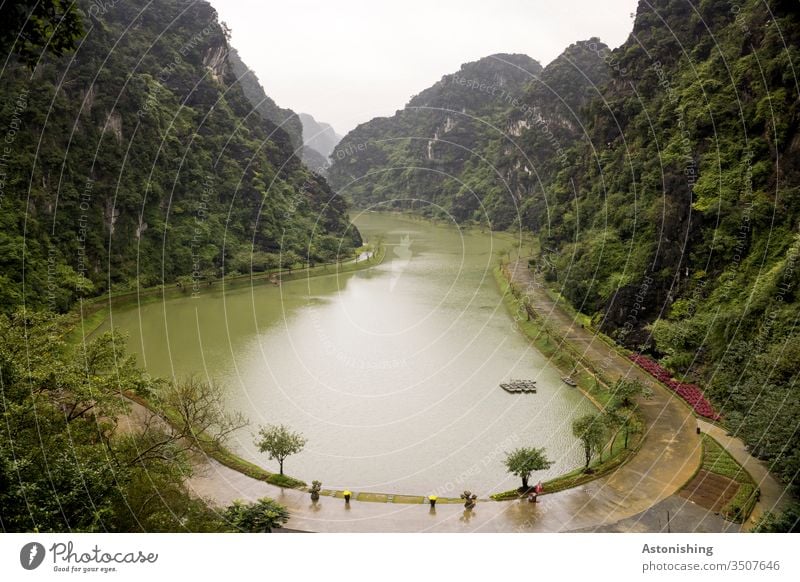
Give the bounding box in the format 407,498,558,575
328,53,548,227
0,0,360,311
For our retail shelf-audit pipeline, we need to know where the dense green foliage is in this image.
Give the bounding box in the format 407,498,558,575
223,498,290,533
0,0,359,313
545,0,800,497
255,424,307,476
572,413,607,470
754,501,800,532
330,0,800,496
503,447,552,489
0,0,84,69
0,310,205,531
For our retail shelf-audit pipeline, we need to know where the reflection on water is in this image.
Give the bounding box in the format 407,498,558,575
101,212,593,495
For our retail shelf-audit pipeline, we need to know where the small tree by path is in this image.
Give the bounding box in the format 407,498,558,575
611,378,651,408
504,447,553,490
605,378,650,452
255,424,307,475
572,413,607,471
604,407,644,451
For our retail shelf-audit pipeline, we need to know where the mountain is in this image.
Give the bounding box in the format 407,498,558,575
328,52,574,227
329,0,800,495
227,50,337,172
540,0,800,491
226,47,304,151
299,113,342,162
0,0,360,312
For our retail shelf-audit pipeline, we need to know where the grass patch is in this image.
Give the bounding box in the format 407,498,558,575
392,495,425,504
356,492,389,503
701,434,760,523
432,497,463,504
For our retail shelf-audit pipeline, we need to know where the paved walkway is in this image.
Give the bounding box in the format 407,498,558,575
505,259,791,530
573,495,741,533
179,260,710,532
698,420,792,525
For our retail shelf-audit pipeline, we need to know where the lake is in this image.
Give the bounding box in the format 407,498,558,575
100,212,593,496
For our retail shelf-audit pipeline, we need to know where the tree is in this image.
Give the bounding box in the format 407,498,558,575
223,498,289,532
255,424,307,475
0,0,84,68
126,376,248,466
504,447,553,490
604,378,649,451
753,502,800,533
572,413,607,471
604,407,643,451
610,378,650,409
0,312,223,532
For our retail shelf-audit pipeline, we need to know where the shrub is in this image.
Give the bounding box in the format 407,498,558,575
628,354,721,420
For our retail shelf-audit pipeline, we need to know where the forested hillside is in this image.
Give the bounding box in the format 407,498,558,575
328,52,546,227
0,0,356,533
0,0,360,313
329,0,800,494
544,0,800,492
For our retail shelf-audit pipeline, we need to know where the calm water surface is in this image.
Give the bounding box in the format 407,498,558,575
102,213,593,495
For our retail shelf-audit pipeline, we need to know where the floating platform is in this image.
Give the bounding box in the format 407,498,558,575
500,379,537,393
561,376,577,387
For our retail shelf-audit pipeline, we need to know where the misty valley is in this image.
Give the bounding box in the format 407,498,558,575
0,0,798,538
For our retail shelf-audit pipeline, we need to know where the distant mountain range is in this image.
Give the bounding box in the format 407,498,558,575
328,46,606,228
226,49,340,171
299,113,343,166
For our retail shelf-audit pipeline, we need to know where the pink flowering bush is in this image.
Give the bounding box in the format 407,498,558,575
628,354,721,421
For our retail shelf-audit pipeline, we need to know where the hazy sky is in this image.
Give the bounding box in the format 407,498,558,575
209,0,640,135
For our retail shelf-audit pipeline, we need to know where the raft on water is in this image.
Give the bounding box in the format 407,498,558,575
500,379,537,393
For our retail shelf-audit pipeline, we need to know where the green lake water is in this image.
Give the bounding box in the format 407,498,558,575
100,212,593,495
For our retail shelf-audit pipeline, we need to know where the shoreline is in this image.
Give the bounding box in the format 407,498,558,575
66,243,387,345
103,214,649,506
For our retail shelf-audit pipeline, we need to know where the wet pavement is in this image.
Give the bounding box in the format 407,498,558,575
698,420,792,526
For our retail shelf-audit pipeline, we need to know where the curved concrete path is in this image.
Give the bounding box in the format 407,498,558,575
698,420,791,526
180,260,707,531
